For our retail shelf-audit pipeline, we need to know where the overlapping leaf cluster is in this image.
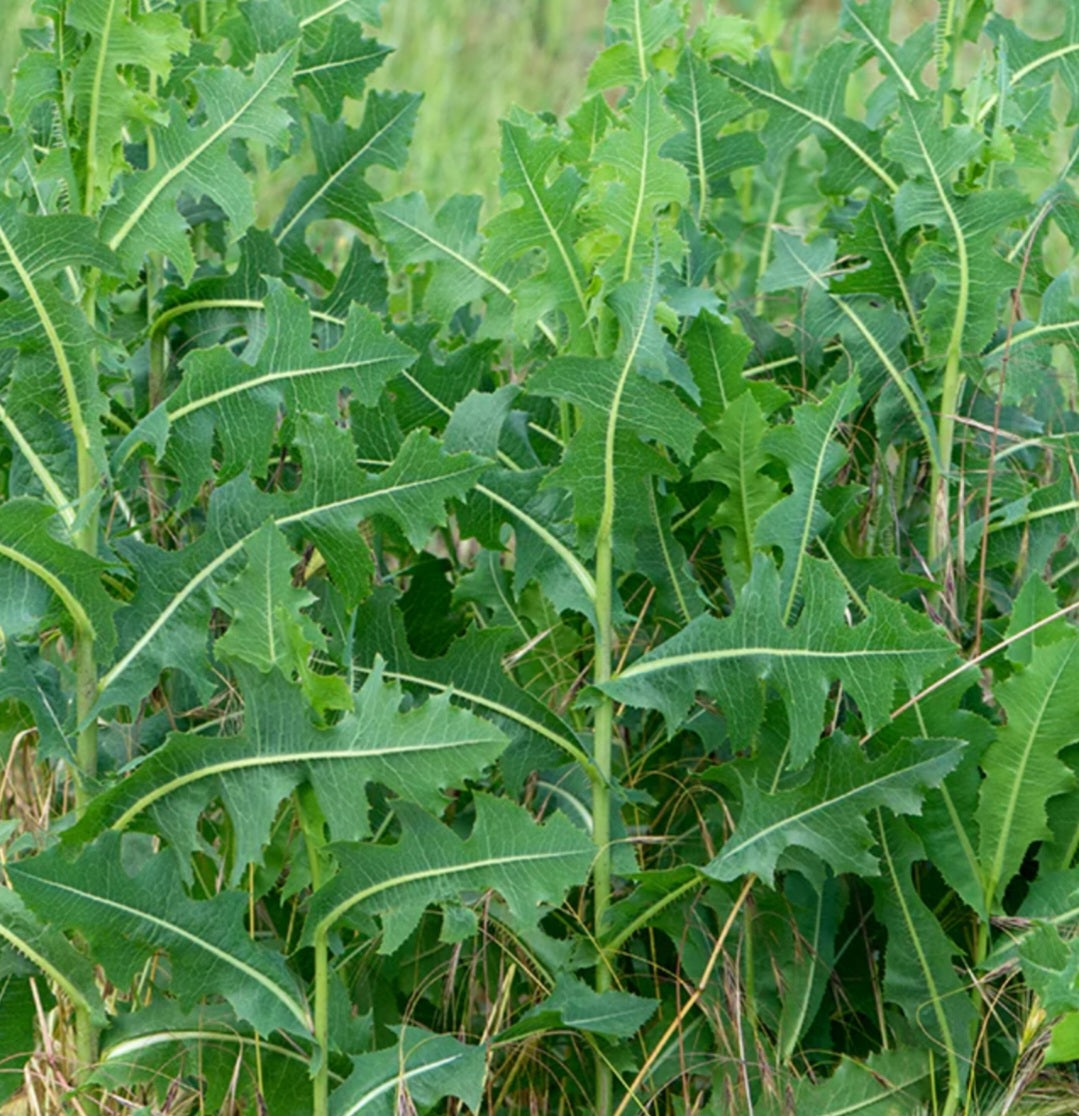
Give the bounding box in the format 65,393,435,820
2,0,1079,1113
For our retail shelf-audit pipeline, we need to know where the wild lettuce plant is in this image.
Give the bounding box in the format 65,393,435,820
2,1,1079,1114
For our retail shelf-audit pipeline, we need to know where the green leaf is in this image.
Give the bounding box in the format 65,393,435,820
663,49,762,216
350,588,594,778
1018,923,1079,1016
840,0,927,107
295,18,390,118
754,378,858,614
98,430,486,709
151,280,416,503
1046,1012,1079,1065
694,392,783,585
0,960,36,1104
977,631,1079,912
987,9,1079,125
761,1046,930,1116
101,48,296,279
0,200,115,494
683,310,763,425
600,557,957,766
703,738,962,885
68,0,189,210
776,872,840,1060
0,885,106,1027
587,0,683,89
292,0,383,29
718,44,898,191
214,522,329,682
501,976,657,1040
373,192,507,322
588,79,689,283
274,89,421,284
483,116,590,347
884,97,1028,360
70,661,507,881
531,269,702,556
0,498,116,655
871,816,976,1088
329,1027,485,1116
304,794,594,953
8,835,312,1037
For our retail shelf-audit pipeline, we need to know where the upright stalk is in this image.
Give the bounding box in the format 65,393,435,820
592,533,615,1116
313,929,331,1116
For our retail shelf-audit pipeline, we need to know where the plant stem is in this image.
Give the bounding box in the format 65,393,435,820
74,1003,99,1115
313,928,330,1116
929,349,962,576
592,529,615,1116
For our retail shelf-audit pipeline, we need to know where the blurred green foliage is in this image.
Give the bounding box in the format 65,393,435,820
1,0,1056,207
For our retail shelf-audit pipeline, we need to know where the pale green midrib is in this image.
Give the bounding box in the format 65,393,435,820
907,106,967,365
633,0,647,82
988,498,1079,531
295,47,386,78
984,318,1079,357
648,486,690,624
871,206,926,350
977,42,1079,123
315,847,581,936
734,409,756,567
617,644,942,683
795,255,939,472
351,661,595,774
782,401,844,624
780,888,824,1059
340,1055,465,1116
100,468,482,696
13,875,310,1028
599,275,653,543
167,352,408,421
714,755,951,870
723,71,899,192
877,814,960,1109
275,99,414,245
110,736,501,830
810,1067,929,1116
0,400,75,528
474,482,596,602
108,50,293,253
938,782,984,909
504,128,589,320
985,642,1076,908
845,6,918,100
298,0,355,28
0,541,95,635
621,89,652,284
0,221,93,458
375,205,559,346
102,1030,340,1079
0,914,96,1015
83,0,119,214
688,57,708,220
376,207,511,297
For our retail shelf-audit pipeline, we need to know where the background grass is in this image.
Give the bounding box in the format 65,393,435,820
0,0,1056,207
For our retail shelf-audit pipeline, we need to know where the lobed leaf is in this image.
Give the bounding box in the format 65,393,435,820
704,738,963,885
304,794,594,953
600,556,958,766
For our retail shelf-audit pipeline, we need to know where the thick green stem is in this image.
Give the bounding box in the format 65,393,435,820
74,1002,99,1115
929,349,963,572
70,280,103,1101
313,928,330,1116
592,527,615,1116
